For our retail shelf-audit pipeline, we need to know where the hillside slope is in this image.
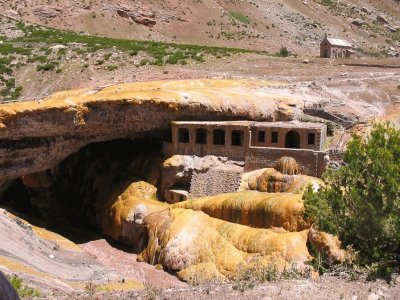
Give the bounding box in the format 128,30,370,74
1,0,399,55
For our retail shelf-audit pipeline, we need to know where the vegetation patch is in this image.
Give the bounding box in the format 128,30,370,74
230,263,310,292
6,275,41,298
229,12,250,24
275,46,290,57
304,123,400,276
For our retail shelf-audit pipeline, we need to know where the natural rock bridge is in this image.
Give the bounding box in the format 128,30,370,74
0,79,305,184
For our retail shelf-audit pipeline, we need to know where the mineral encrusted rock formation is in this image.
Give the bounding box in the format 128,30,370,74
172,190,310,232
139,207,312,282
104,180,343,281
0,79,302,183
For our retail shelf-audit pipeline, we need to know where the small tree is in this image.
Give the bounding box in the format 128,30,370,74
278,46,289,57
304,123,400,265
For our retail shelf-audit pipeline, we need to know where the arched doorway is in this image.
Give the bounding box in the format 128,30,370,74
285,131,300,149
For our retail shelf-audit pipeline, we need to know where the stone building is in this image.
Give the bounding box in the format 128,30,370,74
320,34,353,58
164,120,328,178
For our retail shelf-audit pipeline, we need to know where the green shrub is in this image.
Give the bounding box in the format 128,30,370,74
139,59,149,66
5,78,15,88
36,61,59,71
103,53,112,60
27,55,47,63
7,275,40,298
277,46,289,57
304,123,400,266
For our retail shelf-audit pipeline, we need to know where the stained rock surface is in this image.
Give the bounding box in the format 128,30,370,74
172,190,310,232
106,181,343,281
0,79,303,182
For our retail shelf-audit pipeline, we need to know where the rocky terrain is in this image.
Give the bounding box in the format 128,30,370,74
1,0,399,56
0,76,398,298
0,1,399,299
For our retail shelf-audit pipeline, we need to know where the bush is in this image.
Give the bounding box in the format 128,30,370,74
304,123,400,265
36,62,59,71
7,275,40,298
277,46,289,57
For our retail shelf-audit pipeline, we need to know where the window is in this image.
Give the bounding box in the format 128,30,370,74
258,131,265,143
271,131,278,143
231,130,244,146
308,133,316,145
178,128,189,143
213,129,225,145
196,128,207,144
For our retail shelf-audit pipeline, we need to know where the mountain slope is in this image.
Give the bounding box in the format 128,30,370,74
1,0,399,55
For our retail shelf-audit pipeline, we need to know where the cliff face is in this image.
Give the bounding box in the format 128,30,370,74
0,79,302,182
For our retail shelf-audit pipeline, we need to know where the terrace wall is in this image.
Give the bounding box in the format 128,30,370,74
245,147,326,177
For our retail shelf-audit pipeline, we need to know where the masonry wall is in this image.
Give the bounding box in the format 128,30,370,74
171,123,250,161
320,43,351,58
251,125,326,151
245,147,326,177
189,168,243,198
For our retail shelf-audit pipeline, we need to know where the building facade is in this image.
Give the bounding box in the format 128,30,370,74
320,34,353,59
164,121,328,178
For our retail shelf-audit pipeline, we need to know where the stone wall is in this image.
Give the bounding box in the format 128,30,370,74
189,168,243,198
245,147,326,177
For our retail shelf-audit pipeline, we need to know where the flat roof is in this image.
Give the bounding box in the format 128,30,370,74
172,120,325,129
172,121,253,126
253,121,326,129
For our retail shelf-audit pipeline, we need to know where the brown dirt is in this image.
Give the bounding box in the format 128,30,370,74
52,275,400,299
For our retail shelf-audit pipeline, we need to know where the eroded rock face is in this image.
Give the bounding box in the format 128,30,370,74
0,79,302,184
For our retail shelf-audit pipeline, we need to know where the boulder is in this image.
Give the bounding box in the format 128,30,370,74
351,18,365,26
33,6,63,18
361,7,371,15
376,14,389,24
